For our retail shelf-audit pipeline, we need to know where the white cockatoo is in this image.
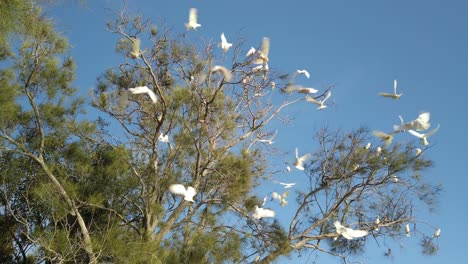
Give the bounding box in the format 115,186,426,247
128,86,157,104
374,216,380,231
305,91,331,110
211,65,232,82
286,166,291,172
364,142,371,150
433,228,441,238
274,181,296,189
253,205,275,219
185,8,201,30
405,224,411,237
270,81,276,90
373,130,394,146
376,146,382,156
257,130,277,145
158,133,169,143
334,221,369,240
246,47,256,57
415,148,422,156
169,184,196,202
379,79,402,99
408,125,440,146
130,38,141,59
219,33,232,52
294,147,311,171
284,85,318,94
296,69,310,79
392,175,399,183
253,37,270,65
271,191,289,207
393,112,431,132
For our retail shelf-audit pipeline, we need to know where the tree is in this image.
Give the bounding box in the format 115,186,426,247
1,4,441,263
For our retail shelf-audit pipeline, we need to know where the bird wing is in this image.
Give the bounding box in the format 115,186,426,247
246,47,256,57
185,186,197,197
408,129,424,138
221,33,227,45
298,87,318,94
341,231,354,240
379,92,396,98
261,208,275,218
417,112,430,123
132,38,141,54
298,153,311,163
322,91,332,103
393,79,398,94
424,124,440,138
169,184,186,195
373,130,390,139
271,192,280,200
128,86,148,94
146,89,157,103
260,37,270,58
347,229,369,238
305,95,320,105
189,8,198,24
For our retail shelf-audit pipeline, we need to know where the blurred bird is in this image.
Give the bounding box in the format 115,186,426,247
405,224,411,237
128,86,157,104
273,181,296,189
296,69,310,78
305,91,331,110
246,47,256,57
334,221,369,240
286,166,291,172
258,130,277,145
253,37,270,64
185,8,201,30
373,131,394,146
392,175,399,183
284,84,318,94
364,142,371,150
379,79,402,99
415,148,422,155
130,38,141,58
433,228,441,238
408,124,440,146
393,112,431,132
270,81,276,90
158,133,169,143
253,205,275,219
294,147,311,171
169,184,196,202
374,216,380,231
219,33,232,52
211,65,232,81
271,191,289,206
376,146,382,156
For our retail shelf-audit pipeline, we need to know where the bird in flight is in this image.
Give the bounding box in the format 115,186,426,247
253,37,270,65
271,191,289,206
211,65,232,82
284,85,318,94
294,147,311,171
379,79,402,99
373,130,394,146
408,124,440,146
219,33,232,52
296,69,310,79
393,112,430,133
305,91,331,110
185,8,201,30
334,221,369,240
130,38,141,59
253,205,275,219
128,86,157,104
169,184,196,202
273,180,296,189
257,130,277,145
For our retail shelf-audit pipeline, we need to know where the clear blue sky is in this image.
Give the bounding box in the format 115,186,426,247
47,0,467,263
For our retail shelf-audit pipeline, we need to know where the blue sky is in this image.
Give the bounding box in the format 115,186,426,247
46,0,468,263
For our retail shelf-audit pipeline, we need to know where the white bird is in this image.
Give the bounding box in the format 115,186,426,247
374,216,380,231
158,133,169,143
294,147,311,171
253,37,270,65
219,33,232,53
296,69,310,79
185,8,201,30
305,91,331,110
415,148,422,155
128,86,157,104
169,184,196,202
253,205,275,219
246,47,256,57
376,146,382,156
393,112,431,132
270,81,276,90
257,130,277,145
334,221,369,240
286,166,291,172
408,125,440,146
379,79,402,99
211,65,232,81
364,142,371,150
273,180,296,189
433,228,441,238
405,224,411,237
373,130,394,146
261,195,268,206
284,85,318,94
271,191,289,206
130,38,141,59
392,175,399,183
252,64,265,73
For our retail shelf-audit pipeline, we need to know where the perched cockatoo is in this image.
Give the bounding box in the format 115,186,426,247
376,146,382,156
334,221,369,240
158,133,169,143
364,142,371,150
294,148,311,171
405,224,411,237
284,85,318,94
392,175,399,183
408,125,440,146
296,69,310,79
271,191,289,206
374,216,380,231
415,148,422,156
373,131,394,146
211,65,232,81
130,38,141,59
128,86,157,104
169,184,196,202
433,228,441,238
305,91,331,110
253,205,275,219
246,47,256,57
379,79,402,99
253,37,270,64
219,33,232,52
185,8,201,30
286,166,291,172
393,112,431,132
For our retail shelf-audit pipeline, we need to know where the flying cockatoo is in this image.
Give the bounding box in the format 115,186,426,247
185,8,201,30
294,147,311,171
271,191,289,207
273,180,296,189
305,91,331,110
169,184,196,202
253,37,270,64
284,85,318,94
296,69,310,79
408,125,440,146
334,221,369,240
393,112,431,132
257,130,277,145
211,65,232,81
219,33,232,52
246,47,256,57
433,228,441,238
128,86,157,104
374,216,380,231
373,131,394,146
379,79,402,99
405,224,411,237
253,205,275,219
130,38,141,59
